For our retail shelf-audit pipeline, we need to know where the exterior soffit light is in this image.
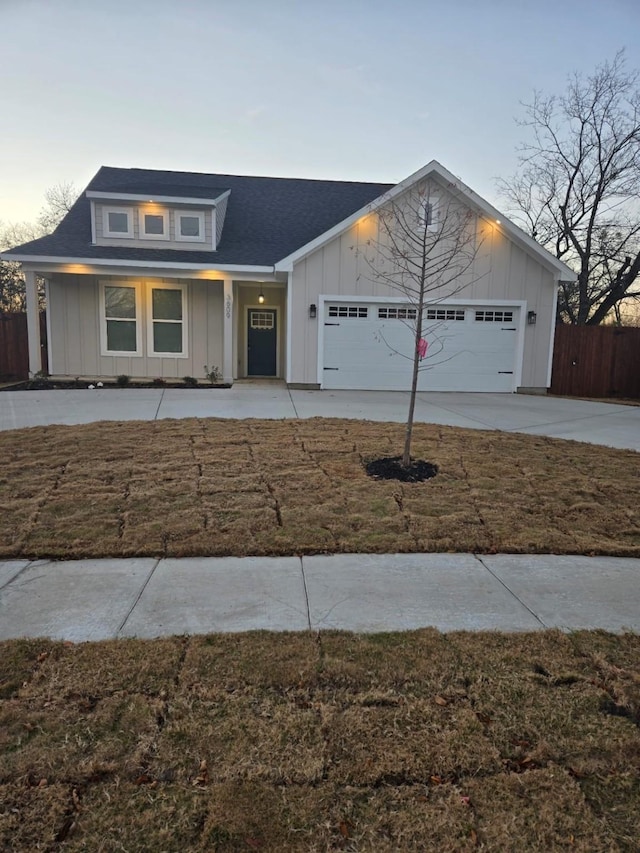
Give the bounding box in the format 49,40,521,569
258,291,265,304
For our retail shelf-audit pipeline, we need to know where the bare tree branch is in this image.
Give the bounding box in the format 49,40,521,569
354,180,487,465
0,182,79,313
498,50,640,324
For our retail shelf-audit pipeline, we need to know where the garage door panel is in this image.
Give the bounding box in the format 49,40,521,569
322,303,520,392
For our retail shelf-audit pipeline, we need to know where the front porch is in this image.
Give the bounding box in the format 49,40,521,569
21,269,288,385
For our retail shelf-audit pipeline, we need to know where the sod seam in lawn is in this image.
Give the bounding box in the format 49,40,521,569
1,417,638,560
1,629,639,851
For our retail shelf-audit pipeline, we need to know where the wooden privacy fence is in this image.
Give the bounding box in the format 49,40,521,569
551,324,640,399
0,312,48,381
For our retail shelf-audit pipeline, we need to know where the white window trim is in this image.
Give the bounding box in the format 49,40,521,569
99,280,142,357
419,194,440,232
103,206,134,239
174,210,206,243
140,209,170,241
147,281,188,358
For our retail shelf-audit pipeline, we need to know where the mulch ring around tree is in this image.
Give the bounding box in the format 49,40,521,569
365,456,438,483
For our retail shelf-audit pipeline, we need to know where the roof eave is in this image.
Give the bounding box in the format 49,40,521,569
85,189,230,207
0,252,276,276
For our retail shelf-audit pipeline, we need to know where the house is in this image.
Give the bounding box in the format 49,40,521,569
1,160,575,392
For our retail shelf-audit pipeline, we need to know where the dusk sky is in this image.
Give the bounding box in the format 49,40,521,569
1,0,638,225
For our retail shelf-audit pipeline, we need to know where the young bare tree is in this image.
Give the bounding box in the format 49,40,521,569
360,181,487,467
498,51,640,325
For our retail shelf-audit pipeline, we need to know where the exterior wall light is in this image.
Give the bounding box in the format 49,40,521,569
258,291,265,304
527,310,537,325
309,303,317,318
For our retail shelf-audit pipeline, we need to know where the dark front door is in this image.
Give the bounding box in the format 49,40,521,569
247,308,277,376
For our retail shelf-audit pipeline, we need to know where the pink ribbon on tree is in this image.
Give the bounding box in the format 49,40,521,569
417,338,428,360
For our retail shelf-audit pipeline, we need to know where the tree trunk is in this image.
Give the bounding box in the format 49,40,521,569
402,298,424,467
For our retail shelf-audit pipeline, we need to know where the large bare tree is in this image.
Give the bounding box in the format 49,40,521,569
358,181,486,467
498,51,640,325
0,183,78,312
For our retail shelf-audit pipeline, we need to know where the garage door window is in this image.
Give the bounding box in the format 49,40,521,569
328,305,368,318
378,307,417,320
426,308,466,321
475,310,514,322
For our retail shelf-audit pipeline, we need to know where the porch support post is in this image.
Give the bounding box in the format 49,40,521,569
24,269,42,376
222,277,233,384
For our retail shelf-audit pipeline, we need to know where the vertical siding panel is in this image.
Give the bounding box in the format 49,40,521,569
49,275,68,375
304,254,325,383
78,276,99,376
323,239,341,294
65,276,83,374
289,264,305,384
489,223,509,300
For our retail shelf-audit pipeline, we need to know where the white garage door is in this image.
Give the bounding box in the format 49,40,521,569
322,302,520,392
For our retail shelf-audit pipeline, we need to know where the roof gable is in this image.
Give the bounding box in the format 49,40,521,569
276,160,577,281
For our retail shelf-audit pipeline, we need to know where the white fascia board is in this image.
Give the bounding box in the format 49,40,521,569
546,278,560,388
273,166,435,272
86,190,230,207
2,253,275,276
275,159,577,283
426,162,577,281
90,200,97,244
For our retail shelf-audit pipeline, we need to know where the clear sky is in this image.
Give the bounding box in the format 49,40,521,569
1,0,638,224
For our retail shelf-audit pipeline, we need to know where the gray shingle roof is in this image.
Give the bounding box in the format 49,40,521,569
5,166,393,267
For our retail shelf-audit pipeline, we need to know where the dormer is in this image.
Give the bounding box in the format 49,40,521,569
87,185,230,251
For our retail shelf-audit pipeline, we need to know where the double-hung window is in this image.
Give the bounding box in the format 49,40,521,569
149,283,187,357
101,283,141,355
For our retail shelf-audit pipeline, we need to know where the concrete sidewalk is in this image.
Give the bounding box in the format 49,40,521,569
1,386,639,450
1,553,638,642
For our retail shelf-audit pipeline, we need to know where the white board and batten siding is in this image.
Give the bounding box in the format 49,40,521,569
47,274,224,379
319,298,525,392
288,190,559,391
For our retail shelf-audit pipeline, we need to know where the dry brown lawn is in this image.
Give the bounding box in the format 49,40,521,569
1,629,639,851
0,417,639,559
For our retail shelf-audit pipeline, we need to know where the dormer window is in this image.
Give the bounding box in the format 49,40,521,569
140,209,169,240
175,210,205,242
104,207,133,238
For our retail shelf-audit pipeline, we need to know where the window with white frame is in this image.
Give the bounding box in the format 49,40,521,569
419,194,439,231
101,283,140,355
104,207,133,238
149,284,187,356
175,211,205,242
140,210,169,240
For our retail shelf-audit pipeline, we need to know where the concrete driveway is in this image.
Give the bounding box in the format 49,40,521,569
0,384,638,451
